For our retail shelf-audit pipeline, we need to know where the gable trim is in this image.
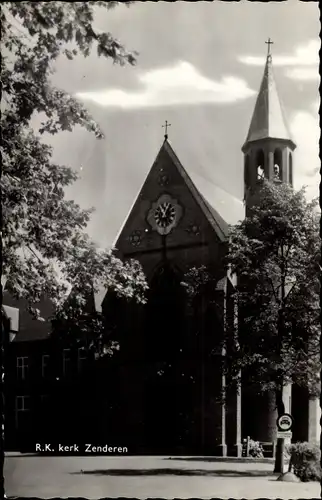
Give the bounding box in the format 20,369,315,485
163,140,228,242
114,138,229,251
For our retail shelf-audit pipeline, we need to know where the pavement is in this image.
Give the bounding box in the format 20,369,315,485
4,455,321,499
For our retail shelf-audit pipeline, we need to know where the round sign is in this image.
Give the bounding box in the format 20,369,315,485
276,413,293,431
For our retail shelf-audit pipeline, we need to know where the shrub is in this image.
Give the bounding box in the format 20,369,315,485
248,439,264,458
286,441,321,482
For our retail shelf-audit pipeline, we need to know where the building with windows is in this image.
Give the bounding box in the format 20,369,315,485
3,293,94,450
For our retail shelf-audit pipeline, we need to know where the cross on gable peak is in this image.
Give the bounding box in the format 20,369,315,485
162,120,171,140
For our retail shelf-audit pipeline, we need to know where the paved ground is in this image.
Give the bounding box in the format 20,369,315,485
4,455,321,499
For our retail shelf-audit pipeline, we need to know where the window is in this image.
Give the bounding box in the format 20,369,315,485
42,354,50,378
273,148,283,180
273,164,280,179
62,349,71,376
256,150,265,181
257,166,264,180
16,395,30,411
15,395,30,429
78,347,87,373
289,152,293,185
16,357,28,380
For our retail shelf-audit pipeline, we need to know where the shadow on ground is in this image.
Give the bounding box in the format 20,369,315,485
72,468,275,478
165,457,276,464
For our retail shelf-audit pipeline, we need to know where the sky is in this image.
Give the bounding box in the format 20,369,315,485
40,1,319,249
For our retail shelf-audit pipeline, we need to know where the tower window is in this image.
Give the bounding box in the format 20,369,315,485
273,149,283,181
273,164,280,179
256,150,265,181
289,152,293,185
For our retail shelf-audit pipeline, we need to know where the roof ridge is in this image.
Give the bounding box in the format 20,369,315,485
164,140,228,241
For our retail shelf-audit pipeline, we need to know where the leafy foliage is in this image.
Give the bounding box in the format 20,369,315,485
182,181,320,403
1,2,147,342
287,442,321,482
226,180,320,398
248,439,264,459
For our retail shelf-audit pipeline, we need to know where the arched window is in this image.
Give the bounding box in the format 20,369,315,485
244,155,250,188
145,262,185,361
273,148,283,181
289,152,293,185
256,150,265,181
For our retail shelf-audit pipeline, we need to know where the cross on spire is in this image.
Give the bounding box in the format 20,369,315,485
265,37,274,56
162,120,171,140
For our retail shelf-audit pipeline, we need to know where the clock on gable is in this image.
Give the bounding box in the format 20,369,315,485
147,194,182,235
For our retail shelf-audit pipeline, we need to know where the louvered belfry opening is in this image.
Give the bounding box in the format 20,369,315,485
256,149,265,181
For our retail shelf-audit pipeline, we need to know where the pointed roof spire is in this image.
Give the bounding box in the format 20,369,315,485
242,40,296,151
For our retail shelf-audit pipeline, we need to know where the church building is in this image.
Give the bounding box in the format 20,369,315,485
4,45,319,455
107,46,320,455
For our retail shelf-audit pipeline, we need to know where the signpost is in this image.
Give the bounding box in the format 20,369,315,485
276,413,293,432
277,431,292,439
275,413,293,474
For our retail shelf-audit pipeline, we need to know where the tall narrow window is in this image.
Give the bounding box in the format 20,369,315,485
289,152,293,185
17,357,29,380
256,150,265,181
62,349,71,376
42,354,50,378
273,148,283,181
15,395,30,429
78,347,87,373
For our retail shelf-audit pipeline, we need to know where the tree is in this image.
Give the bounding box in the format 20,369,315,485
225,180,320,472
180,181,319,466
1,1,147,331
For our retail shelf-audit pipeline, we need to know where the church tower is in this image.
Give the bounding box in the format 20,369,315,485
240,41,298,445
242,40,296,215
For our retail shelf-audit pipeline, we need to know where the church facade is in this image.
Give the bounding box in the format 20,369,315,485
4,49,319,455
108,49,320,455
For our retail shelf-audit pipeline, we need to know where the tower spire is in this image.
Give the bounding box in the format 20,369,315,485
242,41,297,213
242,40,295,150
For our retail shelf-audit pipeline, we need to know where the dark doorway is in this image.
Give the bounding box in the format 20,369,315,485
144,262,186,361
143,262,187,452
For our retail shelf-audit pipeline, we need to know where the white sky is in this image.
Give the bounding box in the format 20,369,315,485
37,1,319,248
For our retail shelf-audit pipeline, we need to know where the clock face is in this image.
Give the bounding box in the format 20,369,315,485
147,194,182,235
154,202,176,228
